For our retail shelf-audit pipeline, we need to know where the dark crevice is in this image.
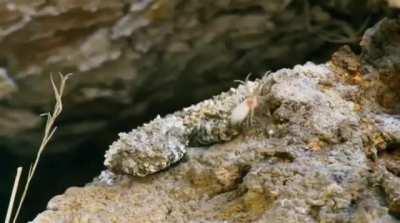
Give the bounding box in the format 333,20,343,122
260,150,295,164
309,205,321,222
212,164,252,197
214,6,266,17
378,142,400,177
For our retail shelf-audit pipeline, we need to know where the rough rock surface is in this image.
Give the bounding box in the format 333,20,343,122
103,18,400,179
2,2,398,221
105,115,190,177
32,16,400,220
0,0,394,155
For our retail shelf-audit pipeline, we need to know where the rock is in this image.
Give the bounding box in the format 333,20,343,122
32,54,400,222
1,3,398,223
387,0,400,8
361,18,400,75
380,144,400,177
378,166,400,217
0,0,396,156
3,2,398,221
372,114,400,143
0,68,16,98
361,18,400,114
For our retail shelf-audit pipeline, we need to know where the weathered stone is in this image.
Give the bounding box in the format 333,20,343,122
0,68,16,98
387,0,400,8
1,2,399,222
32,58,400,222
0,0,395,156
361,18,400,75
379,167,400,217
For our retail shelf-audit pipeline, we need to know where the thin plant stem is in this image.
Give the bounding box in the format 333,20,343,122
11,73,72,223
5,167,23,223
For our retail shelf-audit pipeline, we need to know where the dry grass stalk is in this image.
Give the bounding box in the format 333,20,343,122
4,73,72,223
5,167,22,223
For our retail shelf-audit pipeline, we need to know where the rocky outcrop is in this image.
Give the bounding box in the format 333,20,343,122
3,2,399,221
0,0,394,155
31,18,400,223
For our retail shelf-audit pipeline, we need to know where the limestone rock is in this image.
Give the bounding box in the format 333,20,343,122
32,55,400,222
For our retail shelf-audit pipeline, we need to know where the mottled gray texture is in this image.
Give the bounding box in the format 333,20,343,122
104,79,261,176
105,115,189,176
373,114,400,143
181,80,261,146
32,54,400,222
361,18,400,74
379,167,400,216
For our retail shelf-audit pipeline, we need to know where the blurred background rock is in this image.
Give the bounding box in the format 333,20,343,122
0,0,397,221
